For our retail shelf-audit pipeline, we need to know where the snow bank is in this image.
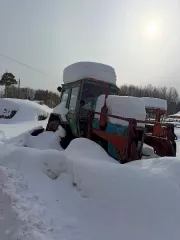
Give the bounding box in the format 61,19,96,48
0,99,17,116
63,62,117,84
0,120,48,142
95,95,146,127
3,125,65,151
1,140,180,239
0,147,68,240
142,144,159,159
141,97,167,110
0,98,52,123
65,138,117,164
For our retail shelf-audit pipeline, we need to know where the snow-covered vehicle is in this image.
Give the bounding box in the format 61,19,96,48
32,62,177,162
142,97,177,156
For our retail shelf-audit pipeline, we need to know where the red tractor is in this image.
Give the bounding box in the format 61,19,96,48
142,97,177,157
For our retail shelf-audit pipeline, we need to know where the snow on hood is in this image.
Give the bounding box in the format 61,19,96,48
95,95,146,127
141,97,167,111
0,98,52,123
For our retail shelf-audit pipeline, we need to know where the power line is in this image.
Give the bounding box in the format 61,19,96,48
0,51,57,78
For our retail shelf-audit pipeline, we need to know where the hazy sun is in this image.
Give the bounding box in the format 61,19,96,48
142,19,163,39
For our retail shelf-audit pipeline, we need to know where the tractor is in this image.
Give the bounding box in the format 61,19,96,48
42,78,145,163
32,62,177,163
142,97,177,157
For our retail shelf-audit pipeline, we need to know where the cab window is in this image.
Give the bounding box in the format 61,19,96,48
81,82,115,111
60,89,69,105
69,86,80,111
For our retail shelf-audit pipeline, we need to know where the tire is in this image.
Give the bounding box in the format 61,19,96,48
60,125,74,149
47,120,60,132
47,119,71,149
31,128,44,136
46,114,74,149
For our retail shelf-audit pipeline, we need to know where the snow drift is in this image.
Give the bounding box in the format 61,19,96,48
0,93,180,240
52,102,68,122
4,125,65,150
0,98,52,123
141,97,167,110
0,138,180,239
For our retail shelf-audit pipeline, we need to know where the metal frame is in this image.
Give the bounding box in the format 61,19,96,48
87,110,140,163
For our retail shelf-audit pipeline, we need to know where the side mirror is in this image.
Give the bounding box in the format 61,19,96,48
57,86,62,92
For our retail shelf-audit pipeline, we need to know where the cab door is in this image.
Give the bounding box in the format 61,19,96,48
66,84,81,136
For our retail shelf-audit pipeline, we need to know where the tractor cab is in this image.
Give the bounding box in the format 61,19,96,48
46,78,119,146
55,78,119,139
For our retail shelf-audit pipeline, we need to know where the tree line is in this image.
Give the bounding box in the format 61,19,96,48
3,86,60,108
0,72,60,108
0,72,180,114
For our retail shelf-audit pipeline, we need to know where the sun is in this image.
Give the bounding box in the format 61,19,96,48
142,20,163,39
145,22,159,38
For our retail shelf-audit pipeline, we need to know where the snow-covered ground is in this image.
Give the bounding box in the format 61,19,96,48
0,121,48,141
0,100,180,239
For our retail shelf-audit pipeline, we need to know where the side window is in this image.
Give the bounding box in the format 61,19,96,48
110,86,119,95
60,89,69,105
69,86,80,111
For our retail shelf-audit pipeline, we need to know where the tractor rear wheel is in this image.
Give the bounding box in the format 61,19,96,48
47,118,72,149
47,120,60,132
60,124,75,149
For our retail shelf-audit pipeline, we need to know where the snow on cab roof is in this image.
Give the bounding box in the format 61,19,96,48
141,97,167,111
63,61,117,85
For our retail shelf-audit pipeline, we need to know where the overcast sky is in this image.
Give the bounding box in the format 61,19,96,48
0,0,180,91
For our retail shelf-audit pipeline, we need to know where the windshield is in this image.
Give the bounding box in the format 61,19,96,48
146,108,165,122
81,82,118,110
